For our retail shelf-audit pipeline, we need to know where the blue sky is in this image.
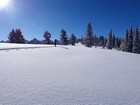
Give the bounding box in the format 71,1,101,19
0,0,140,41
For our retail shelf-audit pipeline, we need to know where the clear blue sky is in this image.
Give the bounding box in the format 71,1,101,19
0,0,140,41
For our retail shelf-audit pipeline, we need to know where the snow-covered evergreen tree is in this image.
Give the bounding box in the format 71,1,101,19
132,27,140,53
81,36,84,45
103,37,107,49
70,34,76,45
98,35,104,47
106,29,113,49
139,29,140,51
128,25,133,52
60,29,68,45
112,35,116,48
94,35,98,46
85,22,94,47
120,39,125,51
115,37,119,49
124,29,129,52
43,31,51,44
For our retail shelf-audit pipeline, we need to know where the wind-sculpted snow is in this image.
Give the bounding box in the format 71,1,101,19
0,43,140,105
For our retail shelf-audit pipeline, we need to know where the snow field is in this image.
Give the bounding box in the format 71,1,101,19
0,43,140,105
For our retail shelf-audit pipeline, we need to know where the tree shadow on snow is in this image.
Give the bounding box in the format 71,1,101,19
0,45,70,52
59,46,69,50
0,46,56,52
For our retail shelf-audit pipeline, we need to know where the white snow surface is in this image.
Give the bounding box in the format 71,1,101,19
0,43,140,105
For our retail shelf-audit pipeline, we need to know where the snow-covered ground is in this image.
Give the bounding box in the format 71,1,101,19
0,43,140,105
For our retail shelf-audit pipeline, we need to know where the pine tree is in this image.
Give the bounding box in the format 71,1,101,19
8,29,16,43
70,34,76,45
132,27,140,53
102,36,105,47
98,35,104,46
128,25,133,52
118,38,122,49
85,22,93,47
103,37,107,49
139,29,140,51
115,37,119,49
43,31,51,44
60,29,68,45
120,39,125,51
112,35,116,48
124,29,129,52
106,29,113,49
81,36,84,45
94,35,98,46
8,29,25,43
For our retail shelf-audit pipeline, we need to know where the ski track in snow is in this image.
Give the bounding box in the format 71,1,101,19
0,43,140,105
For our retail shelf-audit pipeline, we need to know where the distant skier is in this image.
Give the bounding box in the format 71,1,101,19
54,39,57,47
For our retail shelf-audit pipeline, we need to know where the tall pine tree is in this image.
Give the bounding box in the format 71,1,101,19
128,25,133,52
70,33,76,45
132,27,140,53
112,35,116,48
43,31,51,44
106,29,113,49
60,29,68,45
85,22,93,47
124,29,129,52
120,39,125,51
115,37,119,49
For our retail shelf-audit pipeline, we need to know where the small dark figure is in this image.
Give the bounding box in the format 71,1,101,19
54,39,57,47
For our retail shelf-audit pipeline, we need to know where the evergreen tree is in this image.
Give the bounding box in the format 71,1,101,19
60,29,68,45
128,25,133,52
76,38,81,44
8,29,16,43
43,31,51,44
70,34,76,45
106,29,113,49
85,22,93,47
16,29,25,43
102,36,105,47
114,37,120,49
120,39,125,51
118,38,122,49
139,29,140,51
124,29,129,52
103,37,107,49
94,35,98,46
132,27,140,53
8,29,25,43
112,35,116,48
98,35,104,46
81,36,84,45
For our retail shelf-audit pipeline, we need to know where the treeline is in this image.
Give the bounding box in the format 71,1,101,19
81,23,122,49
5,28,77,46
82,23,140,54
1,22,140,54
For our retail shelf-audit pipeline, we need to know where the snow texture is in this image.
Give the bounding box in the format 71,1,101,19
0,43,140,105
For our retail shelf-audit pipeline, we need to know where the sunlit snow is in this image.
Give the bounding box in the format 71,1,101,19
0,43,140,105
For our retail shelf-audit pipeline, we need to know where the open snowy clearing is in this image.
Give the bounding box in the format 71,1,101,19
0,43,140,105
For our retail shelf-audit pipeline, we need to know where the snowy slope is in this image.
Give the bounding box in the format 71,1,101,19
0,43,140,105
